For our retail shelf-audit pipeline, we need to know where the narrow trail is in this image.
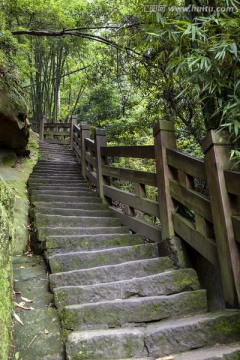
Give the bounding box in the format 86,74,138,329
10,141,240,360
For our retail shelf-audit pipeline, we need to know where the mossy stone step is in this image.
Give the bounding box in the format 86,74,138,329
48,243,159,273
31,194,102,203
31,189,92,196
37,226,130,241
65,310,240,360
28,185,90,191
49,257,173,289
33,165,80,170
32,201,109,210
53,268,200,307
30,170,82,176
29,174,84,180
35,161,79,167
35,213,121,228
61,290,207,330
46,233,145,252
172,343,240,360
35,207,116,218
28,179,86,185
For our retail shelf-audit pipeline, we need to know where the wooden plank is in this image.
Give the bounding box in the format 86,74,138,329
85,169,97,187
44,131,70,136
224,170,240,196
102,165,157,187
169,179,213,222
103,185,160,217
232,216,240,243
167,149,206,181
110,207,162,242
73,124,81,134
73,144,81,159
172,213,218,266
101,145,155,159
85,138,96,152
85,153,96,169
73,132,81,143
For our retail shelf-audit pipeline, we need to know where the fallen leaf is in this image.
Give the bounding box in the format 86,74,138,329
156,357,175,360
15,302,34,311
19,266,25,269
13,291,21,295
15,352,20,360
44,329,49,335
21,296,33,303
13,312,24,325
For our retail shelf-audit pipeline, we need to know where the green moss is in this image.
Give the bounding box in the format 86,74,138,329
0,178,14,360
60,308,77,330
55,291,68,309
0,131,39,358
123,338,134,358
212,317,240,337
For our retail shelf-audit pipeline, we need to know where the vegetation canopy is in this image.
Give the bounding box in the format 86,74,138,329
0,0,239,157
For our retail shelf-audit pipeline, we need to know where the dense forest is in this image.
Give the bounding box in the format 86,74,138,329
0,0,239,158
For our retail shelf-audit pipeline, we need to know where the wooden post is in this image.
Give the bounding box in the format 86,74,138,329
95,129,107,201
39,116,46,141
80,123,90,179
202,130,240,307
154,120,177,240
70,115,78,150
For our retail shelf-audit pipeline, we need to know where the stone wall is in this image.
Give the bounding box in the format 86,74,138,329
0,177,14,360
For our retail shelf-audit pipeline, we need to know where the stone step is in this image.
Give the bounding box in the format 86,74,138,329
37,226,130,241
62,290,207,330
34,162,79,166
32,201,108,210
48,243,159,273
28,179,86,185
29,174,83,180
30,189,92,196
53,268,200,307
35,160,79,166
28,185,90,191
31,194,102,203
65,310,240,359
34,207,116,218
35,213,121,228
33,165,80,170
49,257,173,289
46,233,145,252
30,170,82,176
172,343,240,360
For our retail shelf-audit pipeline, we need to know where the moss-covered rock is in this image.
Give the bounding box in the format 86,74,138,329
0,131,39,359
0,130,39,254
0,64,29,150
0,177,14,360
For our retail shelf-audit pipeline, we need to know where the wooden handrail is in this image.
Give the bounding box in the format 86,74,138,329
67,121,240,307
101,145,155,159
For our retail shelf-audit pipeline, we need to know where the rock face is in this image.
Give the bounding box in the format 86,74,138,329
0,81,29,149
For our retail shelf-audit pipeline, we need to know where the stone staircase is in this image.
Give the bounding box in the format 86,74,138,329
28,142,240,360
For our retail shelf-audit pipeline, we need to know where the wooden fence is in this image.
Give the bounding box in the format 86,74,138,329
40,118,240,308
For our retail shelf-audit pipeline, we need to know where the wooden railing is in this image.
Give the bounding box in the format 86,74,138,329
39,116,77,145
41,117,240,308
75,122,240,308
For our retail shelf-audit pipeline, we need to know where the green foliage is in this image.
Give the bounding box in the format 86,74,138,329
140,2,240,142
1,0,239,155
